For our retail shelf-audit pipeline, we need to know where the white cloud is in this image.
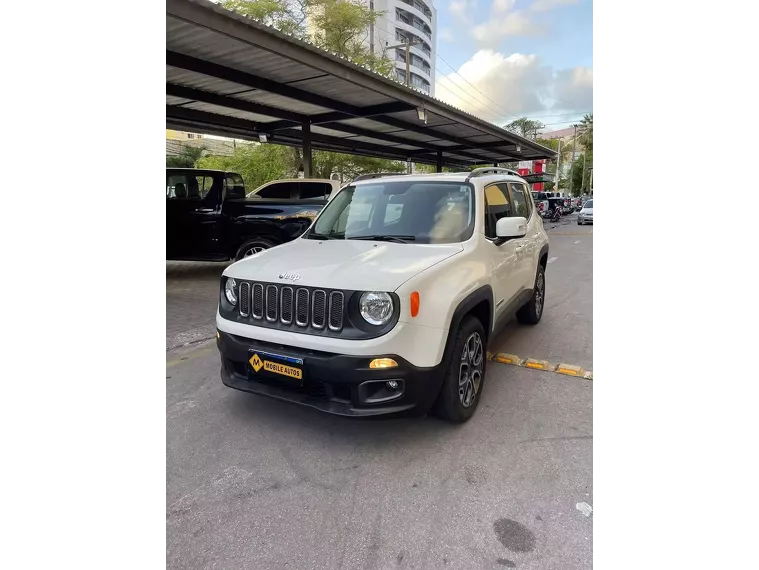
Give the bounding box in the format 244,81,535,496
439,27,455,42
530,0,580,12
554,66,593,110
472,11,541,48
434,50,592,125
493,0,516,13
450,0,478,18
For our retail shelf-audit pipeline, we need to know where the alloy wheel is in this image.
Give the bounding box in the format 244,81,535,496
458,332,484,408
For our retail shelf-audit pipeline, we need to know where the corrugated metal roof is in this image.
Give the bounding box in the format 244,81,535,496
166,0,556,167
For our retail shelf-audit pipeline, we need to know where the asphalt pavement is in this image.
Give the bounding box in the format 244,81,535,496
166,212,593,569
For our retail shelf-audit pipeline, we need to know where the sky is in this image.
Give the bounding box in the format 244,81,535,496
429,0,592,131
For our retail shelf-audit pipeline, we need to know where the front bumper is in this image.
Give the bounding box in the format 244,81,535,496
217,331,446,417
578,215,593,224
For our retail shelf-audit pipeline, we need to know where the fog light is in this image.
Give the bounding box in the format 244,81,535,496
369,358,398,369
386,380,399,390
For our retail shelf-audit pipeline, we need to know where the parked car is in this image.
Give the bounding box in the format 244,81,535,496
166,168,340,261
531,191,550,217
577,199,593,225
216,168,550,423
246,178,340,200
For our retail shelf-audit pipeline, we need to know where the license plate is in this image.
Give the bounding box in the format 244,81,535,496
248,350,303,382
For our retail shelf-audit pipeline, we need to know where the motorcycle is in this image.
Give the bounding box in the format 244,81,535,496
548,207,561,222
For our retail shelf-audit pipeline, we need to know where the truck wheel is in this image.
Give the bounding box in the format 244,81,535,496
516,264,545,325
235,238,276,261
433,315,486,423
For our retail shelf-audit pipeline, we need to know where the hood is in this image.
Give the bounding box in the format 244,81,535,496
224,238,464,291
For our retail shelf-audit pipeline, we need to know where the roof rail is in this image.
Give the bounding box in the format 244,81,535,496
352,172,409,182
464,167,521,182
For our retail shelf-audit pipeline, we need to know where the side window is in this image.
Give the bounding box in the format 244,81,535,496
194,176,213,199
256,182,295,199
483,183,512,238
509,183,531,219
225,174,245,199
167,174,199,200
300,182,329,200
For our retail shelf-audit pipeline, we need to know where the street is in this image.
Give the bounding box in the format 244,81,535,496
166,214,592,569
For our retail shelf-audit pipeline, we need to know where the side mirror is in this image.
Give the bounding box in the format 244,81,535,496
495,217,527,239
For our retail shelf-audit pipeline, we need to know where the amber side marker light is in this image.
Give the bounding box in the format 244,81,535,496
369,358,398,369
410,291,420,317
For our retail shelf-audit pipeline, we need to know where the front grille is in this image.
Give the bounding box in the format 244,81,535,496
234,281,346,334
252,284,264,320
239,282,250,317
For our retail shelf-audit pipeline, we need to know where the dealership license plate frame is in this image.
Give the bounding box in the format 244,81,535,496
248,349,304,386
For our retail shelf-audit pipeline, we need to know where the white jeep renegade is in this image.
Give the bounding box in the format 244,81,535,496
216,168,549,422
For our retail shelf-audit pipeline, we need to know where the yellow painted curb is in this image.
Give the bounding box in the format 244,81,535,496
523,358,554,371
555,363,586,377
492,352,523,366
486,351,493,361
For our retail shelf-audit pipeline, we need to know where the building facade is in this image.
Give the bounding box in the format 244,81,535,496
367,0,437,96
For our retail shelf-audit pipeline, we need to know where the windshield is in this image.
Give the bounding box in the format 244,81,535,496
584,200,593,208
307,181,475,244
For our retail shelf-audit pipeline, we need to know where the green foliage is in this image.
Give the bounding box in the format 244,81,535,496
166,145,206,168
578,113,593,153
569,151,592,196
222,0,394,77
196,144,296,190
221,0,311,39
504,118,545,140
195,143,407,188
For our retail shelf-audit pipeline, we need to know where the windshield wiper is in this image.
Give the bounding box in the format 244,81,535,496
308,232,341,240
348,235,416,244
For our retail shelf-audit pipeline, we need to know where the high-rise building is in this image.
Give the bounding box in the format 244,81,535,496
366,0,437,96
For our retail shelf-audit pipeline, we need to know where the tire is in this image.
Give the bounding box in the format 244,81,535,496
234,237,277,261
516,263,545,325
578,220,583,225
433,315,487,423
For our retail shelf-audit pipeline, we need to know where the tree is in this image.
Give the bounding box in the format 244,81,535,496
166,144,206,168
568,151,592,196
222,0,394,76
578,113,593,153
504,117,545,140
196,144,295,190
221,0,311,39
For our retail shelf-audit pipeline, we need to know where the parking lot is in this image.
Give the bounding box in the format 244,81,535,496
166,214,592,569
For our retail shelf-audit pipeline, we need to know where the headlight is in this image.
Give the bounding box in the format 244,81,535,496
224,278,237,305
359,292,393,326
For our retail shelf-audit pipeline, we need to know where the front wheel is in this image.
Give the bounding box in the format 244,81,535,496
234,237,277,261
516,264,545,325
433,316,487,423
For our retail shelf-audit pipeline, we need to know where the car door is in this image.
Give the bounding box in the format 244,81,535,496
484,183,523,323
166,171,223,259
508,182,538,290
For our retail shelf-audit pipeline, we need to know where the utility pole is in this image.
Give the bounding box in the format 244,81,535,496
569,124,578,197
385,38,421,87
555,138,561,192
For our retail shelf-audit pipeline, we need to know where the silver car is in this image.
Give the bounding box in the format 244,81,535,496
577,199,593,225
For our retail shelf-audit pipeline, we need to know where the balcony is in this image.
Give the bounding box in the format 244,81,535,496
395,30,431,57
398,0,433,24
395,9,432,40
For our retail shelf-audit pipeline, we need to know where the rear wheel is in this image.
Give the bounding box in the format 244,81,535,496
517,264,545,325
434,316,486,423
234,237,276,261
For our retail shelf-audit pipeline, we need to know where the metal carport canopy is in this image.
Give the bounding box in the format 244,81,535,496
166,0,556,172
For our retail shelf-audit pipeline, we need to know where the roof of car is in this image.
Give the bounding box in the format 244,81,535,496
350,172,527,186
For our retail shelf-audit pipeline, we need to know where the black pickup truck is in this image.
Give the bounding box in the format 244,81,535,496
166,168,338,261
